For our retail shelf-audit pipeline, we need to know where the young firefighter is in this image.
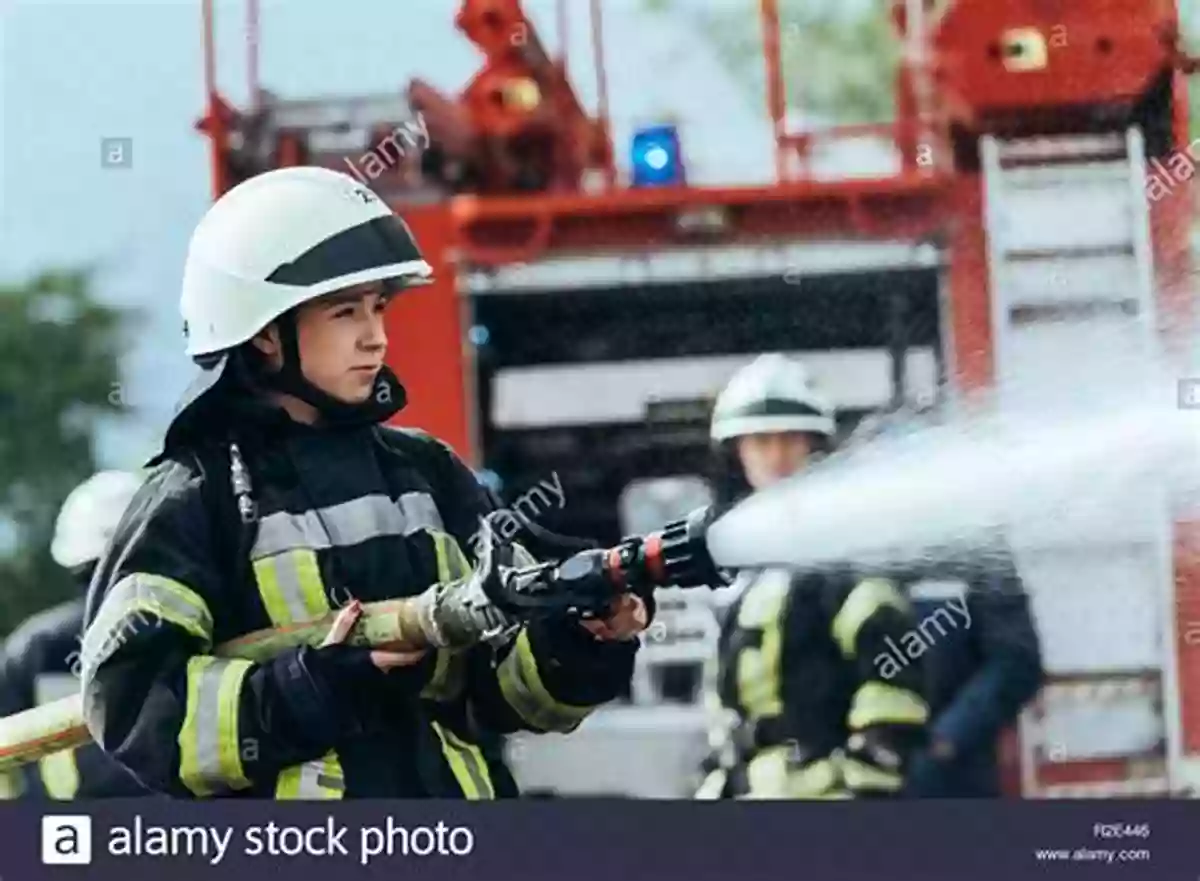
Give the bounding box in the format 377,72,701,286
694,353,930,799
0,471,151,799
79,166,650,799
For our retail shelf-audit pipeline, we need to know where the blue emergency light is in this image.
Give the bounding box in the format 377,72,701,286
630,124,685,187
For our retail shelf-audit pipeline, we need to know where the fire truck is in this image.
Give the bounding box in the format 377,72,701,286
196,0,1199,798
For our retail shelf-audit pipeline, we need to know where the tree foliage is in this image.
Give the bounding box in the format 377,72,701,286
649,0,899,124
1182,2,1200,142
654,1,1200,137
0,269,134,634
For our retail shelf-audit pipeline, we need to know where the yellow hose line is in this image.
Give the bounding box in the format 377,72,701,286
0,600,410,773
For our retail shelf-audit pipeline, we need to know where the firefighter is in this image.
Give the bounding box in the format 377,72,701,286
0,471,151,799
694,353,930,799
79,166,650,800
846,408,1045,798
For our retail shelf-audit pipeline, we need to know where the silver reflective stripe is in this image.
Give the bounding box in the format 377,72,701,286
294,758,344,797
180,657,252,795
81,574,213,677
251,492,443,559
273,550,310,622
192,661,226,789
907,578,966,601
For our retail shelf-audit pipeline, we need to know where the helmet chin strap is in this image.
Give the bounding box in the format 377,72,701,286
259,311,407,426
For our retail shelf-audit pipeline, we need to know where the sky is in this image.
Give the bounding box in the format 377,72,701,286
0,0,822,468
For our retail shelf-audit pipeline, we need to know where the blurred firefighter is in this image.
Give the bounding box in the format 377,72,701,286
79,166,651,800
0,471,151,799
847,408,1045,798
694,353,930,799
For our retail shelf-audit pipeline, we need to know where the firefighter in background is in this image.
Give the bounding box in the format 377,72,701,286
695,353,930,799
0,471,151,799
846,409,1045,798
80,166,650,800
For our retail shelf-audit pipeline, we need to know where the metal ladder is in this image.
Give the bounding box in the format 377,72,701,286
979,128,1181,797
981,129,1158,374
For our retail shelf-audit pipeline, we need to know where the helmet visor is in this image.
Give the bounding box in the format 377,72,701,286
266,214,431,290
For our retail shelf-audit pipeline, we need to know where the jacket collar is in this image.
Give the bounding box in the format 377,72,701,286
149,352,405,465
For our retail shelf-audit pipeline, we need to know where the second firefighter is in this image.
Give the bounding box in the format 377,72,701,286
696,353,930,799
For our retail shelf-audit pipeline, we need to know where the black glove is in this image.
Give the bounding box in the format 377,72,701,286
273,644,431,743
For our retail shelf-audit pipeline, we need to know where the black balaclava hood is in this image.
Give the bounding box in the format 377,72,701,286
154,306,407,463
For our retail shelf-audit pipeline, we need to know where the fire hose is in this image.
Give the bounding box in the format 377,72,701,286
0,505,723,774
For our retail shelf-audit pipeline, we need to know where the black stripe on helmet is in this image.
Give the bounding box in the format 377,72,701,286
265,215,425,287
725,397,828,419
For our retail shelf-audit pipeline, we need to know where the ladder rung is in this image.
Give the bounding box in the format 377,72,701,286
1002,244,1134,262
1038,778,1170,798
1009,300,1140,324
994,133,1128,167
999,161,1137,189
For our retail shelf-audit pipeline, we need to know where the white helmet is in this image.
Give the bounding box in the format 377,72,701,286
51,471,143,569
710,353,836,442
181,166,432,357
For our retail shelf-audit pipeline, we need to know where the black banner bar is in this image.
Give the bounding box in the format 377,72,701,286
5,800,1194,880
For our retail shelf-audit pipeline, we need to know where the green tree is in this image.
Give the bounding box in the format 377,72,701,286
0,269,134,635
1182,2,1200,141
647,0,898,124
654,1,1199,137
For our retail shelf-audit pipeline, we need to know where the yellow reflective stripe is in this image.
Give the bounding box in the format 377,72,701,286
39,750,80,800
178,657,253,796
497,628,594,732
251,545,343,799
421,531,472,704
430,529,474,582
847,681,930,730
444,536,472,580
831,578,909,658
275,752,344,800
421,649,467,702
841,756,904,792
787,757,842,799
431,532,452,582
443,726,494,800
0,769,23,799
735,576,790,720
252,549,328,626
744,747,841,799
424,649,453,695
431,722,495,800
81,574,213,675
